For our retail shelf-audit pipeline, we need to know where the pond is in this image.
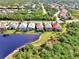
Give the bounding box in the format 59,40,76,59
0,34,40,59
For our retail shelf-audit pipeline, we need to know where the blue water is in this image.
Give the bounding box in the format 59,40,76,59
0,34,40,59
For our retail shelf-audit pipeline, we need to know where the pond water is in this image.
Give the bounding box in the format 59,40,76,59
0,34,40,59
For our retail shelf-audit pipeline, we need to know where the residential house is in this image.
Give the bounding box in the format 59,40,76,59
59,8,68,19
9,22,19,29
52,23,62,31
44,22,52,31
36,23,44,32
18,22,27,31
28,22,35,31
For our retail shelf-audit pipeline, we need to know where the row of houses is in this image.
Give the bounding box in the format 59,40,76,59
0,3,43,14
59,5,68,19
68,2,79,9
0,21,62,32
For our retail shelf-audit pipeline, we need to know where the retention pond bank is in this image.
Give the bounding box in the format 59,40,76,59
0,34,40,59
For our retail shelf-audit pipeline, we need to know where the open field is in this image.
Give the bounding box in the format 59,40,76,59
31,32,53,46
70,9,79,19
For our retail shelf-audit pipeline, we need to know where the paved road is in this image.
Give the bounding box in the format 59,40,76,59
0,20,79,24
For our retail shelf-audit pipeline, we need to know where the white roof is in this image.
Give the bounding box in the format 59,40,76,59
0,22,8,28
10,22,18,29
62,9,68,13
19,23,27,29
28,23,35,28
44,23,52,28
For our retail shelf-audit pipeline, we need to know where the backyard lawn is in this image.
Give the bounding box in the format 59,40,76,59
61,23,67,34
3,30,35,34
31,32,55,46
3,30,16,34
70,9,79,19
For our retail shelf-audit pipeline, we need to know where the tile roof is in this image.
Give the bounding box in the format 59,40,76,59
52,23,61,29
36,23,44,29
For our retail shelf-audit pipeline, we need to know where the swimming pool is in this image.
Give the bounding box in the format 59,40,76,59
0,34,40,59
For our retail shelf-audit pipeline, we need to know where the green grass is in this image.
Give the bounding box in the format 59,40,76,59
31,31,55,46
61,23,67,34
70,9,79,19
3,30,16,34
25,30,35,34
2,30,36,34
